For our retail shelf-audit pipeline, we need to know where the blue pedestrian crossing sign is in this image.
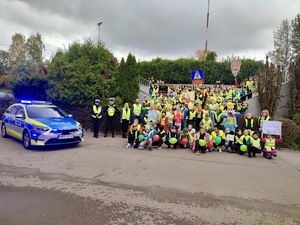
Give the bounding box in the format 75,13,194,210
191,70,204,84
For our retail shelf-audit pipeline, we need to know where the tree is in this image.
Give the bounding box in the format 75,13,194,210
288,56,300,117
116,53,140,103
5,33,46,76
206,51,217,61
47,40,118,107
291,14,300,56
195,50,206,61
8,33,27,75
257,56,283,117
26,33,45,74
288,14,300,117
268,19,293,83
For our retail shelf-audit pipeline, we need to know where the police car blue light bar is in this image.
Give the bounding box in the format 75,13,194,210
19,100,53,104
20,100,32,104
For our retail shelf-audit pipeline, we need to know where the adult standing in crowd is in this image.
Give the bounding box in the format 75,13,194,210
91,99,102,138
258,109,271,133
246,76,254,99
147,104,159,128
121,102,131,138
103,98,120,138
131,98,142,123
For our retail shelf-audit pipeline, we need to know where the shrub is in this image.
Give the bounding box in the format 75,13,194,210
278,118,300,150
9,74,48,100
292,113,300,126
55,104,123,134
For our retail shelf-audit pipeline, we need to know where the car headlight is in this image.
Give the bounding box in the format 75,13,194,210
32,124,50,132
77,122,82,129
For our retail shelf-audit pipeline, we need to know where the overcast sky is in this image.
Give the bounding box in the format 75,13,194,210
0,0,299,62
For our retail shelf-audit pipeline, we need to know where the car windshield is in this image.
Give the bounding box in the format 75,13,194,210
26,106,68,118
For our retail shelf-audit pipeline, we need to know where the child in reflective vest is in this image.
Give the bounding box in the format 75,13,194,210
165,126,179,149
126,124,139,149
244,113,255,135
159,112,168,132
233,129,243,154
152,125,165,149
224,127,235,153
174,107,184,131
260,133,283,159
179,128,190,149
193,128,210,155
139,125,156,151
242,129,254,158
251,132,262,155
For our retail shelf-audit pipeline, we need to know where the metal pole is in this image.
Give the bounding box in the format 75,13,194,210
97,22,102,44
205,0,210,53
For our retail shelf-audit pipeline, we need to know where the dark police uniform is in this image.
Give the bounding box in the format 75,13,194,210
103,98,120,138
92,99,102,138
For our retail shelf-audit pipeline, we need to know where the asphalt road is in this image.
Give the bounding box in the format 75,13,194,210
0,132,300,225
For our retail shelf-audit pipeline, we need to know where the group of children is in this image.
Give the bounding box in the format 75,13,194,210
125,117,283,160
123,81,283,159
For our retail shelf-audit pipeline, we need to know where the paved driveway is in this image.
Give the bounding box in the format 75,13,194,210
0,132,299,225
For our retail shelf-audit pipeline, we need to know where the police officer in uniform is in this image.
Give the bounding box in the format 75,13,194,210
92,99,102,138
103,98,120,138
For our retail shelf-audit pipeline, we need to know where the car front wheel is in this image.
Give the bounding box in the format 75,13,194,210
1,123,8,138
23,130,32,150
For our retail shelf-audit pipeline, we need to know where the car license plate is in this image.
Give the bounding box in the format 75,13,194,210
58,134,74,139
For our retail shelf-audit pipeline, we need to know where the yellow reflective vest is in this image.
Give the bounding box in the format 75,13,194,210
188,111,197,120
122,108,131,120
265,139,275,149
92,105,102,118
201,118,212,130
133,104,142,115
107,106,115,116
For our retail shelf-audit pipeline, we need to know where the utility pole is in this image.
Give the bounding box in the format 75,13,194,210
97,22,103,44
205,0,210,53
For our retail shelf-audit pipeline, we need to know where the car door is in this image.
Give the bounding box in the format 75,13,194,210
10,106,26,140
3,106,18,135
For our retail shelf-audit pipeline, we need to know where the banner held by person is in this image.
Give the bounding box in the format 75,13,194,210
262,121,282,135
158,85,168,94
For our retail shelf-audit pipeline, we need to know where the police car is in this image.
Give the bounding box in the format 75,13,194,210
1,100,84,149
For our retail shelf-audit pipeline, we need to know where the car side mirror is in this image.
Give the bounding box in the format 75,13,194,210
15,114,24,119
68,114,73,118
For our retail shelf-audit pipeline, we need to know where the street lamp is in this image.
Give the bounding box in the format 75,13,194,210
97,22,103,44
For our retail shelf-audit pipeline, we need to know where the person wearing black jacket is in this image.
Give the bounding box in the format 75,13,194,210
91,99,102,138
152,125,165,149
103,98,120,138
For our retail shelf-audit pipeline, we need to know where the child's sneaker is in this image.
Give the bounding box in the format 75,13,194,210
157,147,162,150
126,144,130,149
196,151,201,155
139,146,144,150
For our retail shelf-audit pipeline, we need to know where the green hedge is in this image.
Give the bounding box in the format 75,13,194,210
139,58,264,84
